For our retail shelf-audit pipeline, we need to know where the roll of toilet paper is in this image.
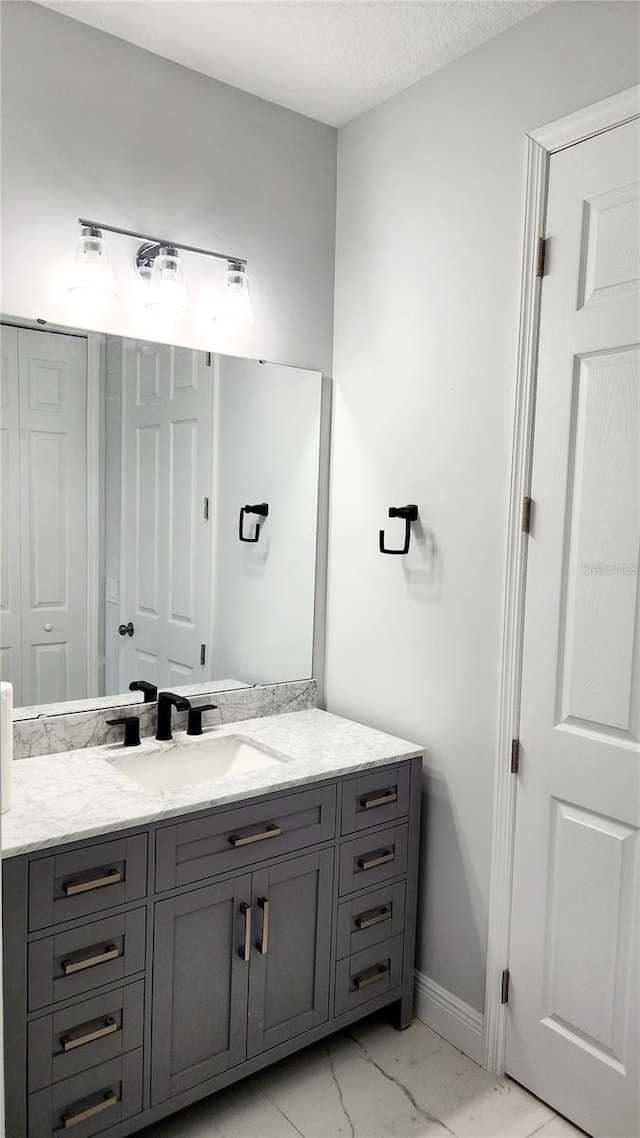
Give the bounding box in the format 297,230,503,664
1,681,13,814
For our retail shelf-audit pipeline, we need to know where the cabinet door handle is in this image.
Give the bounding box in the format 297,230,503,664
229,823,282,847
62,1091,118,1128
62,868,122,896
354,906,391,931
359,789,397,810
62,944,119,975
239,902,252,962
61,1016,118,1052
257,897,270,955
357,848,394,872
353,962,390,990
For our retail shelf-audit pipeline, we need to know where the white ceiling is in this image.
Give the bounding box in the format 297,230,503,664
36,0,547,127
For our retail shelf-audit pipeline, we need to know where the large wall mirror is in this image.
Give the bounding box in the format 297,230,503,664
0,319,325,714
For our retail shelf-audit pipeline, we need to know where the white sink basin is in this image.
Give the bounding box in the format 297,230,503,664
108,735,285,791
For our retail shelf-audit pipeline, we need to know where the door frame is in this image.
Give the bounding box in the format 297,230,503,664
483,83,640,1075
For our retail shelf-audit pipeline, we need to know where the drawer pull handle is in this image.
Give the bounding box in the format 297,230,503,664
61,1016,118,1052
257,896,270,955
359,789,397,810
62,1090,118,1128
354,906,391,931
357,848,394,872
63,869,121,896
62,944,119,975
229,823,282,847
353,962,390,990
239,902,252,962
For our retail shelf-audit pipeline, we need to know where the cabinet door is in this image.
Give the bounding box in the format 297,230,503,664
151,875,251,1105
247,848,333,1058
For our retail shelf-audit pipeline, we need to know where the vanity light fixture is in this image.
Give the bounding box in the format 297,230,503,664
142,245,190,314
72,218,252,327
214,261,254,330
68,226,117,298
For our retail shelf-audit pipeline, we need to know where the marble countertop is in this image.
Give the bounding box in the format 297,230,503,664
2,709,423,858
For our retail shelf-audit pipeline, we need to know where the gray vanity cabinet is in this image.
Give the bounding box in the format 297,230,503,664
152,848,334,1105
3,754,422,1138
151,875,251,1104
246,847,334,1057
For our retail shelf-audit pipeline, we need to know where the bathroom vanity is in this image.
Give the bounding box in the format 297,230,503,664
2,709,423,1137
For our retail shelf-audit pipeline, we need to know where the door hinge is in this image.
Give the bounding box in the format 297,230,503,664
521,496,532,534
200,644,206,666
536,236,547,278
510,739,520,774
203,497,210,521
205,352,212,367
501,969,510,1004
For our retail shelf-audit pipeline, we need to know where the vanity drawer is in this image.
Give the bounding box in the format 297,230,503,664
341,765,410,834
334,935,404,1017
29,835,148,931
28,981,145,1092
155,785,336,890
338,824,408,896
336,881,406,960
28,910,146,1012
28,1050,142,1137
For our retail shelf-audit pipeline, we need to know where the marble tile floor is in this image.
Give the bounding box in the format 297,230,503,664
140,1014,588,1138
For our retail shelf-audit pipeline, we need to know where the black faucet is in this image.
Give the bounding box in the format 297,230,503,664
156,692,191,741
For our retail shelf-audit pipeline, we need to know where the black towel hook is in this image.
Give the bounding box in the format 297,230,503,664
379,504,418,555
239,502,269,543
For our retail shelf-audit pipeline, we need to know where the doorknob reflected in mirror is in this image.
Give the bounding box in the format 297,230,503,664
118,622,134,637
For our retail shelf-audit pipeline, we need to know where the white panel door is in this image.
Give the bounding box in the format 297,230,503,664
0,325,22,703
1,325,89,706
507,120,640,1137
118,340,212,692
14,328,88,705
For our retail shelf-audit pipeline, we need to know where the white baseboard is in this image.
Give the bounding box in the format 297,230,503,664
414,971,485,1066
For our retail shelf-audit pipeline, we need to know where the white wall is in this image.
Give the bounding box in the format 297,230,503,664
213,356,322,685
0,2,336,376
326,1,640,1015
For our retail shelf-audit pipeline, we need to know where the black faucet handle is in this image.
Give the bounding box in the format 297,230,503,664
186,703,219,736
107,717,141,747
129,680,158,703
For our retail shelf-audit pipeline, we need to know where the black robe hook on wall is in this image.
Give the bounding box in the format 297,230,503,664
379,504,418,555
239,502,269,543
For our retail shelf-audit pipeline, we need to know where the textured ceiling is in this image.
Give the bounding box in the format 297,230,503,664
35,0,548,127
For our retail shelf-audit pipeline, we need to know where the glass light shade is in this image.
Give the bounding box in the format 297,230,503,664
69,229,117,297
145,247,189,313
213,265,253,331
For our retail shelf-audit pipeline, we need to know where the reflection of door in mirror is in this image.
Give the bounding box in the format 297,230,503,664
0,325,90,706
110,338,213,692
